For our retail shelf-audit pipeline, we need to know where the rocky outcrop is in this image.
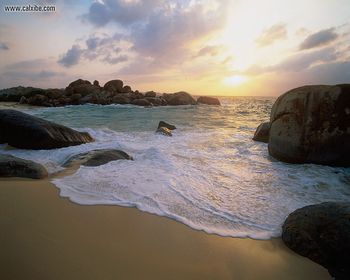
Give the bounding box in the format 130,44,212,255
197,96,221,105
0,109,94,150
158,121,176,130
0,79,220,107
282,202,350,280
252,122,270,143
268,84,350,166
164,91,196,105
63,149,133,167
156,127,172,136
0,154,48,179
103,79,124,93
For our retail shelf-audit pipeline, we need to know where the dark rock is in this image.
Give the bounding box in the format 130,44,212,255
145,97,162,106
103,79,124,93
268,84,350,166
166,91,196,105
158,121,176,130
19,96,27,104
112,96,130,104
282,202,350,280
63,149,133,167
0,154,48,179
66,79,100,97
156,127,172,136
121,85,132,93
130,91,144,100
131,99,151,106
145,91,156,98
0,86,44,102
93,80,100,87
253,122,270,143
0,109,94,150
197,96,221,105
45,89,64,99
27,94,49,106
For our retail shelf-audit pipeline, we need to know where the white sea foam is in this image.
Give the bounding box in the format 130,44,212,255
2,101,350,239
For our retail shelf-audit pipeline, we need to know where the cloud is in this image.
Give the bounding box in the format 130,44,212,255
58,45,83,67
299,28,338,50
255,23,287,47
103,54,128,65
0,42,9,50
244,47,338,75
2,70,65,80
195,45,222,57
304,60,350,84
84,0,161,27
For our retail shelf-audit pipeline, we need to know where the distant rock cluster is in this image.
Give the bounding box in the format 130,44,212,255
0,78,221,107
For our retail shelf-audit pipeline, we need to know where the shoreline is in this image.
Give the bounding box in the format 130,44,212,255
0,177,331,280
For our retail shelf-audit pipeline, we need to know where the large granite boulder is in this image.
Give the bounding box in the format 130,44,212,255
282,202,350,280
197,96,221,105
268,84,350,166
103,79,124,93
63,149,133,167
145,91,156,98
65,79,100,97
0,109,94,149
253,122,270,143
0,154,48,179
166,92,196,105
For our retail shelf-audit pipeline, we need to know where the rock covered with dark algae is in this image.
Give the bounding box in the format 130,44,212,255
268,84,350,166
0,109,94,149
0,154,48,179
282,202,350,280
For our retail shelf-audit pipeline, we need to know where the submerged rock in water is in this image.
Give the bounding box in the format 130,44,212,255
156,127,172,136
197,96,221,105
158,121,176,130
63,149,133,167
282,202,350,280
0,109,94,150
0,154,48,179
252,122,270,143
268,84,350,166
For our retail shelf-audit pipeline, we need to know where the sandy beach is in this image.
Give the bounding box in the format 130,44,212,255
0,177,331,280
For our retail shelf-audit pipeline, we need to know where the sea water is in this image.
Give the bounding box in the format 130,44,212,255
1,97,350,239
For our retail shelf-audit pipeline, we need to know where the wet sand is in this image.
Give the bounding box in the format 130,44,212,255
0,178,331,280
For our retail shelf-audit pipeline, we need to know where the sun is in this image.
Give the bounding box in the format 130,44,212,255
223,75,248,87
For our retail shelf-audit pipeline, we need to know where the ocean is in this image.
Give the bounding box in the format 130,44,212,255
1,97,350,239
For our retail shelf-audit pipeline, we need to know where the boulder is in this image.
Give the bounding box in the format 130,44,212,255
268,84,350,166
121,85,132,93
63,149,133,167
19,96,27,104
166,91,196,105
27,94,49,106
0,154,48,179
112,96,130,104
45,89,64,99
130,91,144,100
282,202,350,280
158,121,176,130
197,96,221,105
93,80,100,87
145,97,163,106
0,109,94,149
156,127,172,136
103,79,124,93
0,86,44,102
252,122,270,143
145,91,156,98
131,99,151,107
66,79,100,97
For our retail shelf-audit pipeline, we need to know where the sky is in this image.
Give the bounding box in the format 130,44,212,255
0,0,349,96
